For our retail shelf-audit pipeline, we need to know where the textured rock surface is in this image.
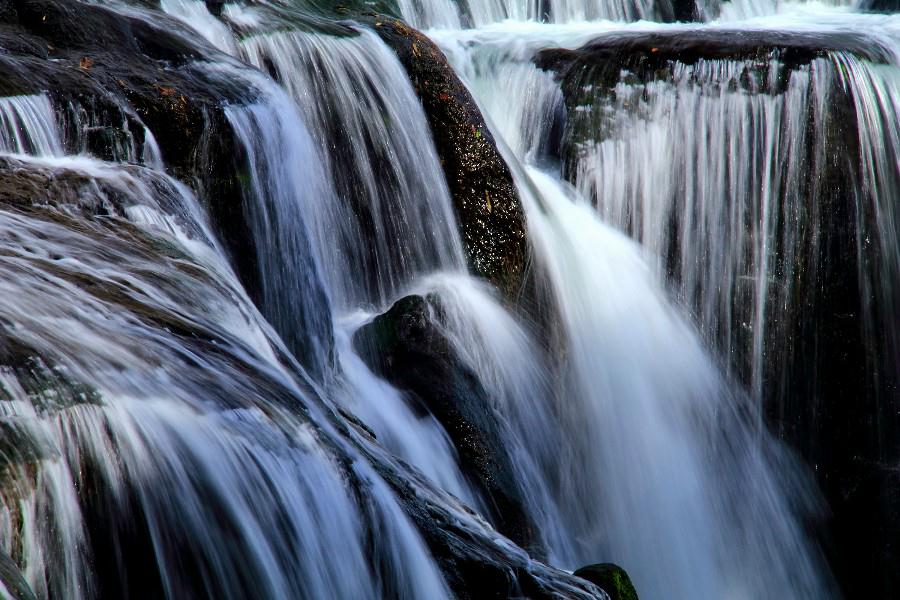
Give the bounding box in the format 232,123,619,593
370,17,529,301
353,295,538,553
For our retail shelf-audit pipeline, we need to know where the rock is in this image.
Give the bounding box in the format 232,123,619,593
574,564,639,600
204,0,223,17
370,17,528,302
859,0,900,11
535,29,890,84
827,465,900,599
353,295,539,553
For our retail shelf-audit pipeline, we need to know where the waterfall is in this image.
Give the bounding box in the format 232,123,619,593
0,105,452,600
522,167,831,598
0,154,366,599
3,0,899,598
570,56,821,401
222,30,485,508
0,95,63,157
237,29,466,311
398,0,858,27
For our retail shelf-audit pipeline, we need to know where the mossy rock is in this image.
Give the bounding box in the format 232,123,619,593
574,563,639,600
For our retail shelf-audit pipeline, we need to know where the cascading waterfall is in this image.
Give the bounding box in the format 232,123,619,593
223,29,488,508
428,2,900,596
237,29,466,311
0,92,452,599
522,168,831,598
3,0,899,597
556,44,900,463
571,56,823,400
427,12,861,599
398,0,857,28
400,0,661,26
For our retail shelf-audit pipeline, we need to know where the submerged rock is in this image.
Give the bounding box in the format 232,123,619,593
370,17,529,302
859,0,900,11
353,295,538,552
574,564,639,600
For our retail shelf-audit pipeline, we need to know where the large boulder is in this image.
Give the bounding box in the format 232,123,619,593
369,17,529,302
353,295,538,553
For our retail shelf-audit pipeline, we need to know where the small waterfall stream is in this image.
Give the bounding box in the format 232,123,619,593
0,0,897,598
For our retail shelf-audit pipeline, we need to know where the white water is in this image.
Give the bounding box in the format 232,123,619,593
524,168,830,598
421,5,893,598
159,0,238,53
237,29,466,311
0,94,63,156
222,31,487,511
399,0,857,27
0,134,451,600
5,0,899,598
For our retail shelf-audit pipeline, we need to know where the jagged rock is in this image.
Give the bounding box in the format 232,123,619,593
353,295,539,552
574,564,639,600
369,17,528,302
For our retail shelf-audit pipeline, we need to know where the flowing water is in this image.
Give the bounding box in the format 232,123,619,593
424,2,900,598
2,0,899,597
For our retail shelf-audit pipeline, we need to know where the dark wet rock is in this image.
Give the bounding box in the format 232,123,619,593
859,0,900,11
574,564,639,600
666,0,702,21
359,437,607,600
828,465,900,599
536,29,891,84
353,294,539,552
204,0,223,17
369,17,528,301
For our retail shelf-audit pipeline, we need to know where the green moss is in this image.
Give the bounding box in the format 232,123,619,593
573,563,639,600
